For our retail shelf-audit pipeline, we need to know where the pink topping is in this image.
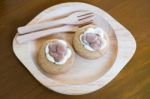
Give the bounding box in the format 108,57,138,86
48,42,67,62
57,44,67,55
81,33,101,50
90,40,101,50
48,43,57,52
86,33,98,43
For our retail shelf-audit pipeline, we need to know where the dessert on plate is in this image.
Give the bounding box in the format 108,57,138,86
73,25,109,59
38,39,75,74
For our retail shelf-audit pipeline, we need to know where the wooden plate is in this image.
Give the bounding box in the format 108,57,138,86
13,2,136,95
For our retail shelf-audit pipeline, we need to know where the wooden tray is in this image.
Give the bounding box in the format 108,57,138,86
13,2,136,95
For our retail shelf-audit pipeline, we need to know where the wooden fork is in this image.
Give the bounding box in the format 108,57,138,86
18,11,95,34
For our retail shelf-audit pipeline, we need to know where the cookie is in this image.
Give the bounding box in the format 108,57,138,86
38,39,75,75
73,25,109,59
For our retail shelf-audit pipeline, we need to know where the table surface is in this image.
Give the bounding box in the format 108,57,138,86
0,0,149,99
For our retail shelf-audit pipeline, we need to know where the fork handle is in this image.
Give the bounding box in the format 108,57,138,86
16,25,78,44
18,19,66,34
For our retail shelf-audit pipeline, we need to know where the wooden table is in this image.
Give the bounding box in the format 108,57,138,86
0,0,149,99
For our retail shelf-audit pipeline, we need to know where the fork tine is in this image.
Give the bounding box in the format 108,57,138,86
78,18,94,24
79,21,94,27
77,12,94,17
78,14,95,21
78,14,95,20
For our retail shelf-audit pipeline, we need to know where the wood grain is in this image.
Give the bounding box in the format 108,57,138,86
0,0,149,99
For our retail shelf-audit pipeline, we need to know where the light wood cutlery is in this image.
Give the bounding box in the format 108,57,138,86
16,11,95,43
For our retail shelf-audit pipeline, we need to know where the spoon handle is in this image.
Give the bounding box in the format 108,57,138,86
18,19,66,34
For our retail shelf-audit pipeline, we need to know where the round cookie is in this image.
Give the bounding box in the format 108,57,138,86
38,39,75,75
73,25,109,59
